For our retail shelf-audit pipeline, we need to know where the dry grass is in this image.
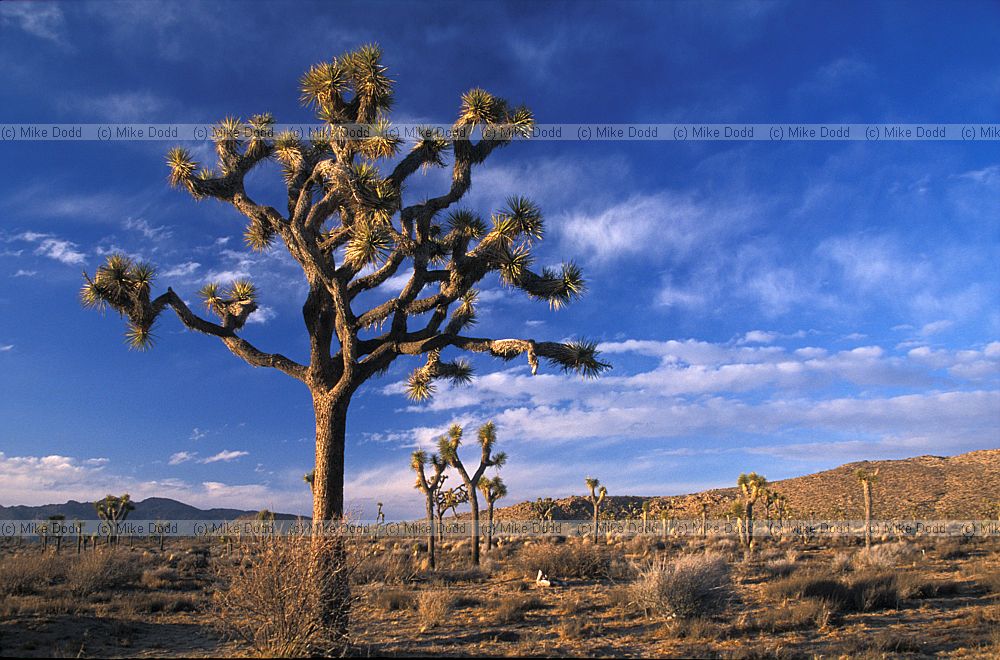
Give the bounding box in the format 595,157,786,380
495,594,545,623
214,537,349,657
416,589,453,629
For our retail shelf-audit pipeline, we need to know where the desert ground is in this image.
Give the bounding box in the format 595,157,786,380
1,529,998,659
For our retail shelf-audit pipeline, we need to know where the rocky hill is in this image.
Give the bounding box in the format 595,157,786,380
495,449,1000,521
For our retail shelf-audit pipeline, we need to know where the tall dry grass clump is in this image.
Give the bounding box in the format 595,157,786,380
0,552,66,596
67,550,143,596
215,537,349,657
628,551,731,618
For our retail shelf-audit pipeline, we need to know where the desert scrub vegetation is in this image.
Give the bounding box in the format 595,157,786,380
0,551,66,596
627,551,731,619
495,594,546,623
416,589,454,630
764,568,902,613
512,539,628,580
214,537,349,656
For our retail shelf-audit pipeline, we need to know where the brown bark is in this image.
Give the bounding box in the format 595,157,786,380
863,480,873,549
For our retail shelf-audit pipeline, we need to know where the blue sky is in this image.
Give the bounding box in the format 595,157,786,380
0,0,997,519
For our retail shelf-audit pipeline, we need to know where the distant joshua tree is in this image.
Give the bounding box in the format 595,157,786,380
438,422,506,565
530,497,557,521
855,467,879,549
728,501,747,546
737,472,767,549
411,449,447,569
79,43,610,632
479,476,507,552
585,477,607,543
95,493,135,546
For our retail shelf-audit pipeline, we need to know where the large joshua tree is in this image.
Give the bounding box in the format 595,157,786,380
585,477,607,543
438,422,506,565
737,472,767,549
855,467,879,549
411,449,447,569
79,45,609,625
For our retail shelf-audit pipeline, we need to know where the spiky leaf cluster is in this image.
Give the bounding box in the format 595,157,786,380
197,279,259,330
81,254,160,350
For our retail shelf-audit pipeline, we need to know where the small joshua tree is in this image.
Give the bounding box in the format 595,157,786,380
737,472,767,549
479,475,507,552
411,449,447,569
728,501,747,546
95,493,135,546
438,422,506,565
530,497,557,521
855,467,879,549
585,477,607,543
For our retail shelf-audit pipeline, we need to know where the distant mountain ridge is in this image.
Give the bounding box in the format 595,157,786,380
0,496,302,521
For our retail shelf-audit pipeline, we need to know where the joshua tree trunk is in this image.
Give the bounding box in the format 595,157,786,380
425,499,437,570
592,504,600,544
486,501,495,552
310,393,351,638
862,479,873,549
701,506,708,539
744,502,754,549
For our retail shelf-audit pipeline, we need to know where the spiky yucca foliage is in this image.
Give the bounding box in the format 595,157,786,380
81,44,612,632
94,494,135,546
437,423,506,566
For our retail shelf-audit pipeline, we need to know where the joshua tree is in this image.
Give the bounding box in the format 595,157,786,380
530,497,557,521
79,44,609,632
73,520,85,554
855,467,879,549
700,501,709,539
95,493,135,546
411,449,447,569
737,472,767,549
728,501,747,546
438,422,506,565
45,515,66,553
585,477,607,543
479,475,507,552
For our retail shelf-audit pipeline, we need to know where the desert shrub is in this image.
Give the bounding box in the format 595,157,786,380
0,552,66,596
830,551,853,573
748,598,832,633
416,589,453,629
349,545,418,585
215,537,348,657
896,572,963,599
851,542,911,570
557,617,590,640
513,541,627,580
934,537,969,560
67,550,143,596
766,569,900,613
495,594,545,623
140,566,179,590
372,588,416,612
967,560,1000,594
628,551,731,619
668,616,723,640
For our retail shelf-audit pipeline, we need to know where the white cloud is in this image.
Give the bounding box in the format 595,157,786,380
920,319,954,336
189,427,208,441
200,450,249,464
168,451,196,465
246,305,277,325
162,261,200,278
0,3,67,44
35,238,86,265
124,217,172,241
13,269,36,277
0,345,13,352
